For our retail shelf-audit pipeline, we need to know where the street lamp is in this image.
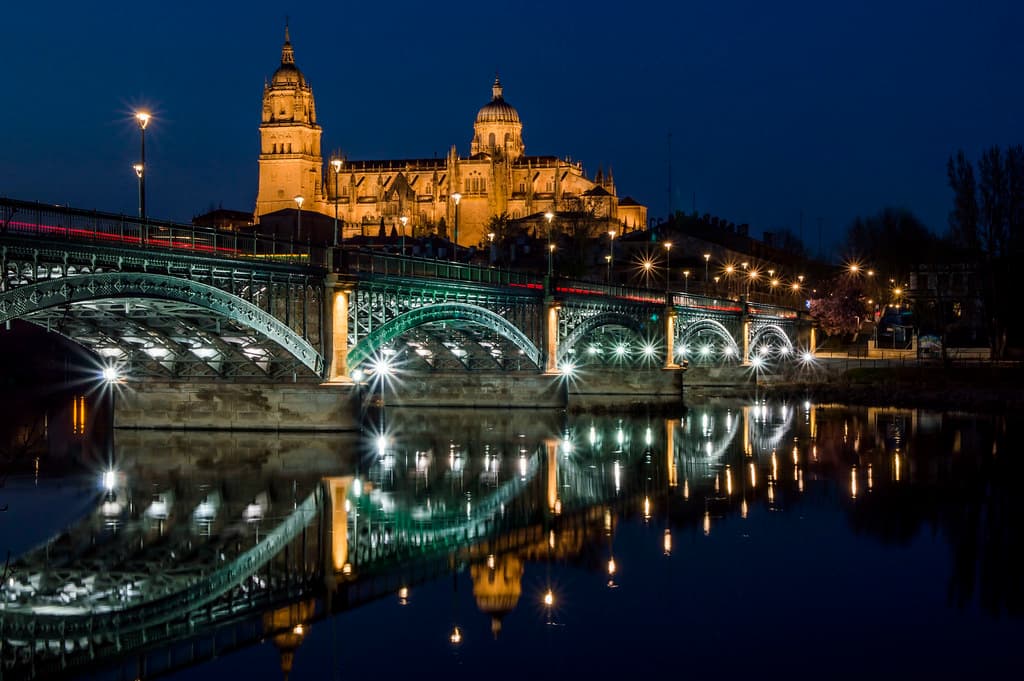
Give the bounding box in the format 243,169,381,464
606,227,614,272
132,164,144,220
703,253,711,286
294,195,304,240
135,112,150,220
451,192,462,260
746,269,758,297
400,215,409,255
663,241,673,291
544,211,555,277
605,254,612,283
331,157,343,246
683,269,691,293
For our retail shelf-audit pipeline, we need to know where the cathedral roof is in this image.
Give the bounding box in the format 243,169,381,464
271,25,306,87
475,77,521,124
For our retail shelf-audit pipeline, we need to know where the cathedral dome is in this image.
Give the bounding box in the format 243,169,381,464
476,77,520,124
272,62,305,87
271,26,305,87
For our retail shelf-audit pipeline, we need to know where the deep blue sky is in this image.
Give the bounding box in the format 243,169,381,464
3,0,1021,255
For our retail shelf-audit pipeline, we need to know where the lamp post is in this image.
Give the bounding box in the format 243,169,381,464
400,216,408,256
132,164,144,220
450,192,462,260
703,253,710,286
608,229,617,277
135,112,150,220
331,157,343,246
294,195,304,241
683,269,690,293
663,241,673,291
544,211,555,277
605,254,612,284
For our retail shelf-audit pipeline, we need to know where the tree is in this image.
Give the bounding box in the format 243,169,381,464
809,273,865,337
948,145,1024,358
843,208,941,277
947,151,980,252
978,146,1009,256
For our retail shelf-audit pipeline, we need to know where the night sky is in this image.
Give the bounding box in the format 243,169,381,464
4,0,1021,255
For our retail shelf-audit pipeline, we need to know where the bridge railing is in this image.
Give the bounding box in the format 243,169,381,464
0,197,314,266
345,249,543,287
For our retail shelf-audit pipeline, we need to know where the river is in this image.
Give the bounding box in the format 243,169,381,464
1,400,1022,679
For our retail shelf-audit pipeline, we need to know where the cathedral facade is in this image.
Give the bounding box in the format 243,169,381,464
255,29,647,247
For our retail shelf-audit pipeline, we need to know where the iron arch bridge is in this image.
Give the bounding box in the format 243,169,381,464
1,198,808,381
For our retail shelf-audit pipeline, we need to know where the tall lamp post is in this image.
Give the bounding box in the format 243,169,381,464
331,157,343,246
400,216,408,255
294,195,304,241
544,212,555,277
451,192,462,260
683,269,691,293
703,253,710,287
135,112,150,220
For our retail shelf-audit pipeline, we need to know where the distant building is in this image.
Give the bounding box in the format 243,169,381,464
192,208,255,232
254,27,646,247
909,262,986,347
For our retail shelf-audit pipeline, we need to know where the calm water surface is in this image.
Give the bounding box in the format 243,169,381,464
1,401,1022,679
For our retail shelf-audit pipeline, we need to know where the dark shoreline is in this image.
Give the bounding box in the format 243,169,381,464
733,366,1024,413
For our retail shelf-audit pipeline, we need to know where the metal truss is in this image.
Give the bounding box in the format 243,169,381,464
347,301,542,370
557,310,650,363
0,273,324,377
749,322,796,355
677,318,742,358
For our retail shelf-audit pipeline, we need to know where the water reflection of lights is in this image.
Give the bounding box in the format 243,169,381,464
543,589,554,607
398,586,410,605
663,529,672,555
449,626,463,645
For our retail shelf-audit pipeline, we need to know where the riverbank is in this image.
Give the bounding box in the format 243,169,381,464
752,365,1024,412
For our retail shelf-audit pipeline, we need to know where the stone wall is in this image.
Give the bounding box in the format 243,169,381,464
115,382,358,431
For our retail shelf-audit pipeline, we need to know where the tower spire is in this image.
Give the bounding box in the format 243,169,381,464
492,74,503,101
282,19,295,65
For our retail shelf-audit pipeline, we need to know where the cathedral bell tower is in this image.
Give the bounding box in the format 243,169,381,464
255,25,323,218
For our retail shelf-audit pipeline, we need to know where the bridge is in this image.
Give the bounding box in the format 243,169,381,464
1,198,811,389
0,404,799,680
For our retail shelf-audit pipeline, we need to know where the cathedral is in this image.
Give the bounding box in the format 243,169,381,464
254,28,647,247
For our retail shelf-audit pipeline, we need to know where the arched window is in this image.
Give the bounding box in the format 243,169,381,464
488,132,496,148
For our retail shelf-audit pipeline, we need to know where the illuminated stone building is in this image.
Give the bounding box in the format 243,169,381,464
254,28,647,247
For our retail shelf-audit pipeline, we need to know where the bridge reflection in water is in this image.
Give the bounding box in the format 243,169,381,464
2,402,868,680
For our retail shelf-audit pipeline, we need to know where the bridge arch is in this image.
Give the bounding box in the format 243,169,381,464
347,302,542,370
557,311,647,363
677,319,741,362
749,323,795,359
0,272,324,376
